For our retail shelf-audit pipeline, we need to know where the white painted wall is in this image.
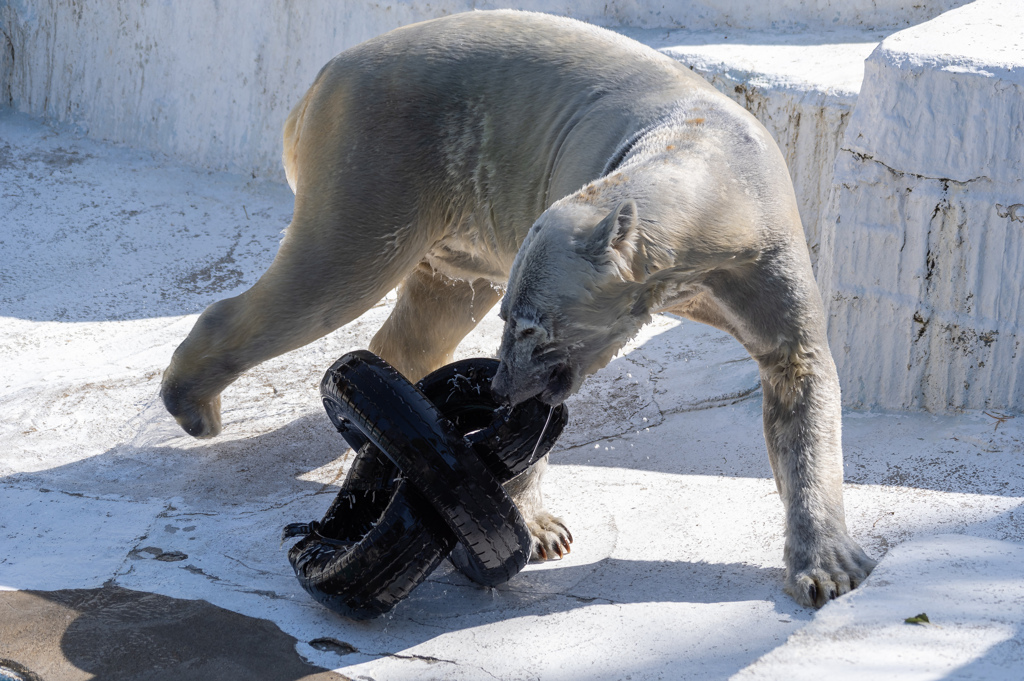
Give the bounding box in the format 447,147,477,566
0,0,965,180
819,0,1024,411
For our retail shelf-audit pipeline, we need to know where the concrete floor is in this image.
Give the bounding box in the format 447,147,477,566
2,110,1023,680
0,587,343,681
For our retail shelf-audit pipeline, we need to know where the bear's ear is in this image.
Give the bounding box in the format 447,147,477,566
585,199,639,262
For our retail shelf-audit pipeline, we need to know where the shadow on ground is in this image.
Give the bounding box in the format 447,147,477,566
0,586,345,681
3,413,346,507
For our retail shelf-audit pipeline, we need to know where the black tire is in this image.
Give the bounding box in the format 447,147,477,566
285,352,568,618
321,351,531,586
412,358,568,585
415,359,567,481
285,444,454,620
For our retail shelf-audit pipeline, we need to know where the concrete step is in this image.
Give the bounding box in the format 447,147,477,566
818,0,1024,412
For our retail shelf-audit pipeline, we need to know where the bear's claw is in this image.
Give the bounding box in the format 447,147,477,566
784,533,876,608
527,511,573,561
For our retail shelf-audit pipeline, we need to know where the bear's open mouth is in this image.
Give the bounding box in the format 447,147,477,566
539,362,573,405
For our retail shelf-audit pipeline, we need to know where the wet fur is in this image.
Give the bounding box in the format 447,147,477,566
162,10,874,604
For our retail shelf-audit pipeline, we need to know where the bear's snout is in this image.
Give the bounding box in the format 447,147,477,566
491,361,547,407
491,364,526,406
492,359,575,407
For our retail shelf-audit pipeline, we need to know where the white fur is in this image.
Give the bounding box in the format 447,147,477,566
162,10,875,605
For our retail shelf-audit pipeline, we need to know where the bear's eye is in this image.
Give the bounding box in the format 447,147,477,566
520,327,535,337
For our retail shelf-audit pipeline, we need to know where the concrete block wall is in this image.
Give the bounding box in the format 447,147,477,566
819,0,1024,411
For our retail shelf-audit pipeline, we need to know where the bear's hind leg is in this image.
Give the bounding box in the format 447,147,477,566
368,264,502,382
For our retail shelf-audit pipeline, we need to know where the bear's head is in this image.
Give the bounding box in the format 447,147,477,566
492,199,653,406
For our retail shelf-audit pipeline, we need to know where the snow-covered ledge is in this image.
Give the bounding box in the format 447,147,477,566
819,0,1024,412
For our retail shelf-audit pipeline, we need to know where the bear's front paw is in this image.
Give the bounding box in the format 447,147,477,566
161,384,223,439
785,533,877,608
526,511,573,560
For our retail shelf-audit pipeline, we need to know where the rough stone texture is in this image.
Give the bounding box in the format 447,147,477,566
819,0,1024,412
0,0,961,180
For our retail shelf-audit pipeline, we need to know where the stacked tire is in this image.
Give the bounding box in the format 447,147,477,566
283,351,566,619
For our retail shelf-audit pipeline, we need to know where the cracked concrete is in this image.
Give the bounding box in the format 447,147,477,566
844,149,992,186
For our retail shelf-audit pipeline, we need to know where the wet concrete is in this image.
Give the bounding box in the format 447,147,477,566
0,586,347,681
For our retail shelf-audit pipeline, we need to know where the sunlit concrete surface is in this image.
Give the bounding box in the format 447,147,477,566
2,109,1023,680
2,1,1022,678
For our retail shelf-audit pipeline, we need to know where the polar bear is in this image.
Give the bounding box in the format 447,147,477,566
162,10,875,607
